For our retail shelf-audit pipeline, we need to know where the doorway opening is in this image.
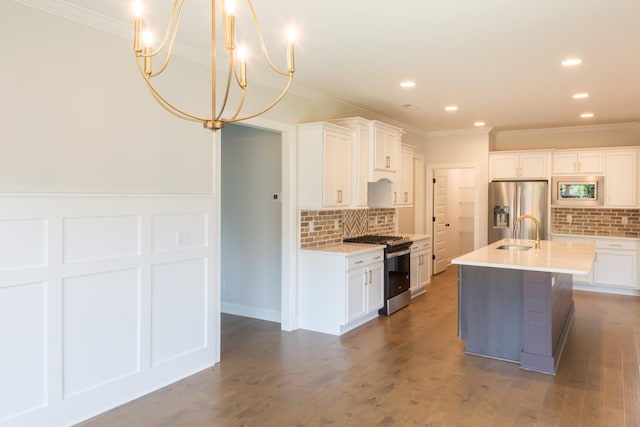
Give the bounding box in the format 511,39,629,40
220,124,282,324
432,167,476,274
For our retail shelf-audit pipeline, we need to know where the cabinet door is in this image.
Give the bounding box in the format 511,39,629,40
353,125,369,207
373,128,399,172
346,268,366,323
578,152,604,174
490,154,519,180
519,153,548,179
553,153,578,174
606,151,637,207
366,263,385,313
410,250,420,293
419,249,431,288
322,130,352,207
400,147,414,205
594,250,637,288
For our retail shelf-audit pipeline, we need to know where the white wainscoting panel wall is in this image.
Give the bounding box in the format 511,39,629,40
0,194,218,427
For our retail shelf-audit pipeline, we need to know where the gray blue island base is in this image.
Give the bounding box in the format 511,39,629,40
458,265,574,375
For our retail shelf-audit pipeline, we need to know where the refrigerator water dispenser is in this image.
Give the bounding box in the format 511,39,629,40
493,206,510,228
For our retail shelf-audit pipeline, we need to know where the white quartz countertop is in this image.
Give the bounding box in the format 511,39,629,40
299,242,385,255
452,239,596,275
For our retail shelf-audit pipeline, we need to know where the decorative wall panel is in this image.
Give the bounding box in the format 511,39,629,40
0,282,47,422
152,213,207,253
62,268,141,397
63,216,141,263
0,194,217,426
0,219,47,271
151,258,207,366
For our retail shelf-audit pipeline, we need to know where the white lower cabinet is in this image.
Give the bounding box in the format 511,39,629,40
299,247,384,335
551,234,639,293
410,237,431,297
347,261,384,323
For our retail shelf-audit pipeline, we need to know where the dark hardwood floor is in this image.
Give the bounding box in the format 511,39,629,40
80,266,640,426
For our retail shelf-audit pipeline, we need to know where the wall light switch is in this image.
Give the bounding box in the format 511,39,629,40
309,221,314,232
567,214,572,224
334,219,339,229
622,216,628,224
176,231,190,247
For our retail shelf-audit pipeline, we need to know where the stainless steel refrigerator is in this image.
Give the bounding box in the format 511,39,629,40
488,181,548,244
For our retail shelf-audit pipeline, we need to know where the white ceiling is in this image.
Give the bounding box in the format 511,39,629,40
38,0,640,133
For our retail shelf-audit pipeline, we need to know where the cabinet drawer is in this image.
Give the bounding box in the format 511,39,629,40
595,239,639,251
347,250,384,270
411,240,430,252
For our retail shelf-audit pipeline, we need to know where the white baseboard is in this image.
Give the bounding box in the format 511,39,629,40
221,302,281,324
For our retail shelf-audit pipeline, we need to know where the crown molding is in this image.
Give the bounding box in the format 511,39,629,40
425,127,494,138
495,122,640,137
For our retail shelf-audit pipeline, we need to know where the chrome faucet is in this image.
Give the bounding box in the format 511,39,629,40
514,214,540,249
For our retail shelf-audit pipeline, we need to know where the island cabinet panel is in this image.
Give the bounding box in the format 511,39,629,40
458,266,524,362
458,265,574,374
520,271,573,374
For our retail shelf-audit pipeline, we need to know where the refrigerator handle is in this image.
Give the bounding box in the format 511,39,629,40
516,185,523,238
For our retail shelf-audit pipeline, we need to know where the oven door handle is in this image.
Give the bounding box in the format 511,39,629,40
387,248,411,259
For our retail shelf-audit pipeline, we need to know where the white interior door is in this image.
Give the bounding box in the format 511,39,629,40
433,170,449,274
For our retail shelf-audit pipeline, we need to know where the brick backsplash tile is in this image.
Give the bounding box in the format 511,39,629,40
299,208,397,248
552,207,640,238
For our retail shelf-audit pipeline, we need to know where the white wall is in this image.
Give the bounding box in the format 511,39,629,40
221,124,282,322
423,128,491,247
1,1,214,194
492,123,640,151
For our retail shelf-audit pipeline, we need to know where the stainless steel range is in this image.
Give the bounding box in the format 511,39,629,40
343,235,413,315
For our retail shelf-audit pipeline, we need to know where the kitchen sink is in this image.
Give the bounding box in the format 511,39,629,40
496,244,533,251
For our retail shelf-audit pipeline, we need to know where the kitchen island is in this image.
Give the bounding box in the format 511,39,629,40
452,239,595,374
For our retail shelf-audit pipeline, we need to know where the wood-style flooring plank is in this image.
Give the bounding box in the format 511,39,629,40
79,266,640,427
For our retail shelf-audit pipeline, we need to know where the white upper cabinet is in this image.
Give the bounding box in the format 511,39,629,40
605,149,638,208
552,150,605,175
329,118,370,207
369,121,404,182
394,144,414,206
297,122,353,209
489,151,550,180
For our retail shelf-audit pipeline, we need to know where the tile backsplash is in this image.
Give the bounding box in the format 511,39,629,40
300,208,396,249
552,207,640,238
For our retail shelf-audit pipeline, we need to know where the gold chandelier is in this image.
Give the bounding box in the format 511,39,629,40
132,0,295,131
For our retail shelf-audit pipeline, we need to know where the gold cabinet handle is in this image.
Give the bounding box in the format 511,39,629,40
404,192,408,202
337,189,343,203
386,155,391,169
393,191,397,203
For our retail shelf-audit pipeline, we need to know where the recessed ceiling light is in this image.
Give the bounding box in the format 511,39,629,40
400,81,416,88
401,104,418,110
581,112,594,118
562,58,582,67
445,106,458,112
474,121,486,127
573,92,589,99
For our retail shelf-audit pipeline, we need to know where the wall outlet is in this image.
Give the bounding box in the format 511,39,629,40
309,221,314,232
622,216,628,224
567,214,572,224
334,219,339,229
176,231,190,247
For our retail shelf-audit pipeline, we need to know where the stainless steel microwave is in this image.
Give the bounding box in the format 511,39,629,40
551,175,604,206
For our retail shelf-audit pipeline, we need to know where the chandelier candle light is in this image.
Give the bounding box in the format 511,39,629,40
132,0,296,131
